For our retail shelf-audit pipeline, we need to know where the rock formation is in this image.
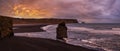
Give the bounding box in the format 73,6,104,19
0,16,14,39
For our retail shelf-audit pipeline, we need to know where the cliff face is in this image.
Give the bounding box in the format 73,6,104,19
0,16,13,39
13,18,78,24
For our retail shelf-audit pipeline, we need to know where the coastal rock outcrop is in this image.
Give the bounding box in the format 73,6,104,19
0,16,13,39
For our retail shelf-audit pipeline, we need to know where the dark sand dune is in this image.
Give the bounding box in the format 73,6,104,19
0,36,96,51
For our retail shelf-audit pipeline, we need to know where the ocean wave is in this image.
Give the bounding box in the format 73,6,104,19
15,24,120,51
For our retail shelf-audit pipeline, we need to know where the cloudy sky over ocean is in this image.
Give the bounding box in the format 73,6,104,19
0,0,120,23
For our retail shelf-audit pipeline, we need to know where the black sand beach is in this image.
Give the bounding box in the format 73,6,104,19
0,24,97,51
0,36,96,51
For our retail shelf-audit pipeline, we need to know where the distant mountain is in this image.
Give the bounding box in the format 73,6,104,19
0,15,78,24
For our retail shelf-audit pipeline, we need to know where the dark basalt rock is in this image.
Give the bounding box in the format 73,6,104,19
0,15,14,39
13,18,78,24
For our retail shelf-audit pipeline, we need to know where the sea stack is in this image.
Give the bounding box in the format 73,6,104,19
56,22,68,41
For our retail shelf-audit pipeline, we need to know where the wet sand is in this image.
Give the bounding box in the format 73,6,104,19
13,24,46,33
0,36,96,51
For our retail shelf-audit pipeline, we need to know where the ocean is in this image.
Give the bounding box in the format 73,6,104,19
14,23,120,51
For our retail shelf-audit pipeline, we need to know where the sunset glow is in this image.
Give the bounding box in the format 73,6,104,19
12,4,53,18
0,0,120,23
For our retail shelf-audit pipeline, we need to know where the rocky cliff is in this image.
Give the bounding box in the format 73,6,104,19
0,16,13,39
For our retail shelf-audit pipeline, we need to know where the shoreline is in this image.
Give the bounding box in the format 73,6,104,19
11,25,95,51
13,24,47,33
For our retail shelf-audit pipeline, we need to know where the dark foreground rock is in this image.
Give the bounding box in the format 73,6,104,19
0,36,96,51
0,16,13,39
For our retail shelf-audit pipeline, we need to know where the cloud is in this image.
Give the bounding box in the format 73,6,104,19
0,0,120,23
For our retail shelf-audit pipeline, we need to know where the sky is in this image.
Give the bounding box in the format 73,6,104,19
0,0,120,23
